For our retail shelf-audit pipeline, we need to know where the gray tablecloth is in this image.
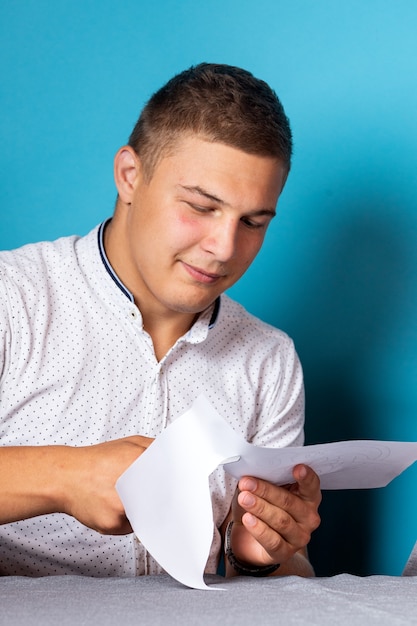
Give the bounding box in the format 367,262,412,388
1,573,416,625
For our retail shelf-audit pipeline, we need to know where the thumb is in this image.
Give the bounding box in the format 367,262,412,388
291,464,321,503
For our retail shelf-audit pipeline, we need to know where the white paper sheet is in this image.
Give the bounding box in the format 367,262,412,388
116,395,417,589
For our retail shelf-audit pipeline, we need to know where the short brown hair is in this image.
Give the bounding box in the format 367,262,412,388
128,63,292,181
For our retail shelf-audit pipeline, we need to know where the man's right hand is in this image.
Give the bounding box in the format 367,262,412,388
0,436,153,534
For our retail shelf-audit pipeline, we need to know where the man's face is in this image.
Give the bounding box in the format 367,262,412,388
113,135,287,320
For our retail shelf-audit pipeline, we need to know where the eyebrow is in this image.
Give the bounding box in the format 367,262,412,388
179,185,277,218
180,185,224,204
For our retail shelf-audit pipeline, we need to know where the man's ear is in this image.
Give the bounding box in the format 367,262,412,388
114,146,141,204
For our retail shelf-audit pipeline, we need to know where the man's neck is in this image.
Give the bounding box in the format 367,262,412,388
103,213,200,360
142,310,199,361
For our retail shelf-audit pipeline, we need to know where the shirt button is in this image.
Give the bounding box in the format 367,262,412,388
130,309,138,319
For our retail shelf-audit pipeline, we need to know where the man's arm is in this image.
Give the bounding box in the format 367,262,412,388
222,464,321,578
0,436,153,533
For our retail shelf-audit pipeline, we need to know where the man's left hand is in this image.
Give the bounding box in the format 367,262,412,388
229,464,321,570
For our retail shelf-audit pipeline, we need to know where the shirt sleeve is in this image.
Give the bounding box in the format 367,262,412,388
251,334,305,449
0,268,12,384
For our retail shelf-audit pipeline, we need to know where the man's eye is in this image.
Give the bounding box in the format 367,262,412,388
241,218,265,229
190,204,214,213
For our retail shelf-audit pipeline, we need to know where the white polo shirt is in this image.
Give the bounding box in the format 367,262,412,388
0,222,304,576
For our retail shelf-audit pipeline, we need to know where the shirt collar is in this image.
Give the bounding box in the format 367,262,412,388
98,219,134,303
97,219,221,329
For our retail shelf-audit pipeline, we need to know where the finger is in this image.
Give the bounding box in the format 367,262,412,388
239,467,321,511
238,477,309,523
238,477,321,533
238,489,307,548
240,512,295,564
291,464,322,505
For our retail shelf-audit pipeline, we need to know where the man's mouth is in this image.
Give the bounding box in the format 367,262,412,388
181,262,225,284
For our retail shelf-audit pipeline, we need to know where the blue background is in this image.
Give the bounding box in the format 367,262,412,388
2,1,417,576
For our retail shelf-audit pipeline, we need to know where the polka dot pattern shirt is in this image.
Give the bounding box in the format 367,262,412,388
0,222,304,576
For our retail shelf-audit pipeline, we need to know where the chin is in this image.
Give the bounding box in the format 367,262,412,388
170,297,217,315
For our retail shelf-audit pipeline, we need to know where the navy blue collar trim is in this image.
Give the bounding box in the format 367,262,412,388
98,220,221,326
209,297,221,329
97,220,134,303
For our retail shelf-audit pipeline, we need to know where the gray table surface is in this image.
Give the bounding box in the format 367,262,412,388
1,573,417,625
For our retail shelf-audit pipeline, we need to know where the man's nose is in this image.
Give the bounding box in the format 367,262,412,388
202,219,238,262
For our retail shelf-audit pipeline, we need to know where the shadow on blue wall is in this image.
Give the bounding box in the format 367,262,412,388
287,190,412,575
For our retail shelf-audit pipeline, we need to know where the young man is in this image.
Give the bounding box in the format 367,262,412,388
0,63,321,578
